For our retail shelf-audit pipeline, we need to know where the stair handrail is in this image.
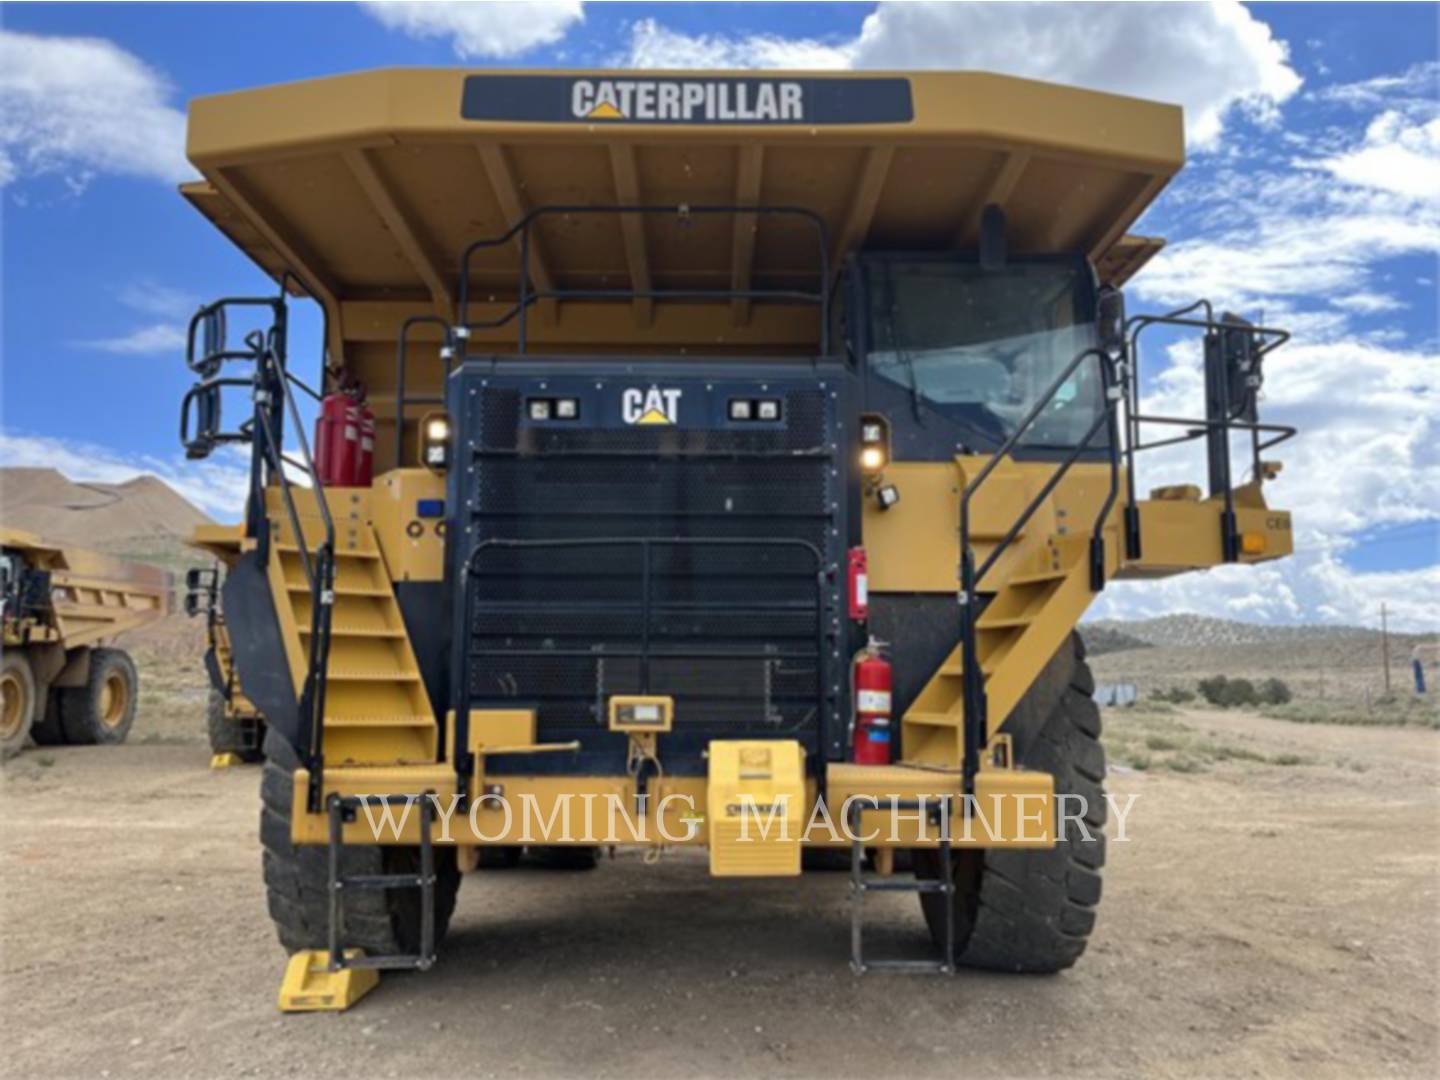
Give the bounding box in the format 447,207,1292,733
245,321,337,815
956,345,1123,788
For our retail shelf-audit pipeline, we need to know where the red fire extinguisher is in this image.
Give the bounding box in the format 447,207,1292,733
314,392,351,487
853,639,893,765
315,383,373,487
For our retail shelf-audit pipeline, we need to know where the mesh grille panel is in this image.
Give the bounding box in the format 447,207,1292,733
457,381,837,743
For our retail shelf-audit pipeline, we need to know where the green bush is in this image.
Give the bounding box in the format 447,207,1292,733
1197,676,1229,706
1149,685,1196,704
1218,678,1259,707
1195,675,1265,708
1259,677,1292,705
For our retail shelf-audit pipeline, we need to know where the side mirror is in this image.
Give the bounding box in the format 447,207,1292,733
1218,313,1262,422
1097,287,1126,355
200,307,226,361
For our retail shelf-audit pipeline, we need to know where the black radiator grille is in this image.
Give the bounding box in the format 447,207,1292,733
456,383,838,744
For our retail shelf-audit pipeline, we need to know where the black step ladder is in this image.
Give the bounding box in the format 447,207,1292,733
325,794,438,973
848,797,956,974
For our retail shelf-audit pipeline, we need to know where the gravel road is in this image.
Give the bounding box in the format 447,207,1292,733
3,707,1436,1079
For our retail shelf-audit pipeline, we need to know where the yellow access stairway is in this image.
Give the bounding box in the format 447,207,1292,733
900,457,1119,768
263,488,438,767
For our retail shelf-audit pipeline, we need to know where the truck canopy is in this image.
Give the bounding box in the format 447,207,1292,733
181,68,1181,444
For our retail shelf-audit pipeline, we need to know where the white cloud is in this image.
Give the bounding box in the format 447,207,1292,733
72,324,188,356
73,282,200,355
116,281,197,321
617,1,1302,147
361,0,584,58
0,29,193,189
1095,59,1440,633
0,431,248,521
1315,60,1439,113
625,19,852,70
1311,110,1440,202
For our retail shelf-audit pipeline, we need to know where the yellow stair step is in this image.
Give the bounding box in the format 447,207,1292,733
905,710,962,728
299,625,406,639
276,543,382,561
978,615,1034,630
1007,568,1070,587
323,714,435,729
324,670,422,683
287,582,393,598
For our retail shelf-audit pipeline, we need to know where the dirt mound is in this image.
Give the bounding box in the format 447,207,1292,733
0,468,212,546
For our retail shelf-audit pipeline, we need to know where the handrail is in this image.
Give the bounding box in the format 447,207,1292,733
179,285,337,812
953,302,1293,789
1122,309,1293,559
394,315,455,470
455,204,832,355
956,346,1120,787
253,328,336,815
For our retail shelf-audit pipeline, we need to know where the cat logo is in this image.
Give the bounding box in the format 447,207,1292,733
622,386,682,426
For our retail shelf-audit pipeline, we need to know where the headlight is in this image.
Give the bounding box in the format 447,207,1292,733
859,413,890,473
420,411,450,472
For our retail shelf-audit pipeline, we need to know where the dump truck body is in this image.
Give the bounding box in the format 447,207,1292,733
0,528,172,755
175,68,1294,1003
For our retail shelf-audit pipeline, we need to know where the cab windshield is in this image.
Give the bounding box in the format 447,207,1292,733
865,259,1102,450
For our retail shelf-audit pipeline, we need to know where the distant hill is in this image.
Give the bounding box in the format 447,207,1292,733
1083,613,1399,649
0,468,213,570
1082,624,1154,656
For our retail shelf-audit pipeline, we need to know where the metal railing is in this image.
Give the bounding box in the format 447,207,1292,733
955,302,1294,788
455,204,833,352
181,285,338,811
393,204,833,467
956,346,1122,787
1121,302,1295,561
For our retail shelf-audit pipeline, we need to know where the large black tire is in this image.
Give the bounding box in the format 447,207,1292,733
1,651,38,759
30,693,66,746
916,632,1106,973
206,689,263,763
58,648,137,746
260,729,461,956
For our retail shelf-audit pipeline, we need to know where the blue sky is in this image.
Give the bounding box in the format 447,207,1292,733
1,2,1436,630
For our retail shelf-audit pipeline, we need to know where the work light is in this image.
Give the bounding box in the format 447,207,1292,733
420,412,450,472
859,413,890,472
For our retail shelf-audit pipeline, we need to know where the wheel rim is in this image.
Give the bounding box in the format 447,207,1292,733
0,671,28,741
99,672,129,730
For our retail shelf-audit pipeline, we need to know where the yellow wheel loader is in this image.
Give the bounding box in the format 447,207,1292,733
175,69,1294,1008
1,529,172,757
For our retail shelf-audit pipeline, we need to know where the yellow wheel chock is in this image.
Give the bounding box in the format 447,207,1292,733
277,950,379,1012
210,752,244,769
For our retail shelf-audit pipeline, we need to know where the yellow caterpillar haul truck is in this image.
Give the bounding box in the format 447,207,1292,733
1,529,173,757
175,69,1294,1008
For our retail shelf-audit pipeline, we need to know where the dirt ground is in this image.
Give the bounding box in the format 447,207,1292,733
3,699,1438,1079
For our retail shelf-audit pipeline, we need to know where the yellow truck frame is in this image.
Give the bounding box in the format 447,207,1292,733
174,69,1295,1009
1,528,173,756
